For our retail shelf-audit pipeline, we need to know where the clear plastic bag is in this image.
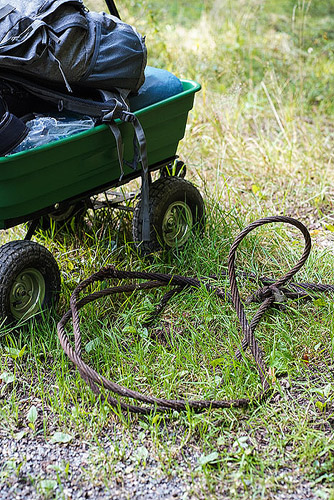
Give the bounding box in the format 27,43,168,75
11,115,95,154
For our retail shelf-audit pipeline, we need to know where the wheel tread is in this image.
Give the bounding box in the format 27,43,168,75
133,176,205,253
0,241,61,323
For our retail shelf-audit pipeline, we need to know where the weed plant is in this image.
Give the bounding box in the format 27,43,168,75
0,1,334,498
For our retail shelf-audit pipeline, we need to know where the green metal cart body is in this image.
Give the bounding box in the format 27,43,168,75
0,79,206,323
0,80,201,230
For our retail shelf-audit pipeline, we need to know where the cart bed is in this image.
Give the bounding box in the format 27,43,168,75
0,80,200,229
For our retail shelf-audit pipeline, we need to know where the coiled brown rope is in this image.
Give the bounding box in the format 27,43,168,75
57,216,333,414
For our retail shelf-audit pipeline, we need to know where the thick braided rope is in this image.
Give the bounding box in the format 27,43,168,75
227,216,311,388
57,216,326,414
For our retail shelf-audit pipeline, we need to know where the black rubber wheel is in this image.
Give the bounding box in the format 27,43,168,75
132,176,205,253
0,241,61,324
39,200,88,232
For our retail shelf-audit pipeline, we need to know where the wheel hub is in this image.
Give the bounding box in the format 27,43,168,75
10,268,46,320
162,201,193,248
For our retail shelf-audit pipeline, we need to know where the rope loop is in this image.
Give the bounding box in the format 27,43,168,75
56,216,332,415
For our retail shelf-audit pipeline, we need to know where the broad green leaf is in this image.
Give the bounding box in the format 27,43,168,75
197,451,219,466
151,414,161,425
0,371,15,384
5,347,21,359
18,346,27,358
39,479,57,491
137,431,146,442
14,430,26,441
71,406,80,417
67,260,74,270
50,431,73,444
85,337,100,353
314,298,327,307
27,406,38,424
315,401,325,412
210,357,225,368
123,325,137,334
134,446,149,463
323,384,332,398
233,436,249,448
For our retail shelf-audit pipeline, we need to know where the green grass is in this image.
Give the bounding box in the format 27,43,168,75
1,0,334,498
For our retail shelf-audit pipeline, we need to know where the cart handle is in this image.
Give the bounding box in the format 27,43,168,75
105,0,121,19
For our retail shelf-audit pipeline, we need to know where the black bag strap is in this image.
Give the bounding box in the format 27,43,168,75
102,108,150,241
0,72,151,241
0,72,122,118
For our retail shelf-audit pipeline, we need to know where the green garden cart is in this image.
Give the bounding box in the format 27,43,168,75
0,79,204,324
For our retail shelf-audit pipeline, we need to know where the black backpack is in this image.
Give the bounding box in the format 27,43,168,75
0,1,146,93
0,1,150,239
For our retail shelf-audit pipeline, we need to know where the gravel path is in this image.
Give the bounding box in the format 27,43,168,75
0,431,326,500
0,432,198,500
